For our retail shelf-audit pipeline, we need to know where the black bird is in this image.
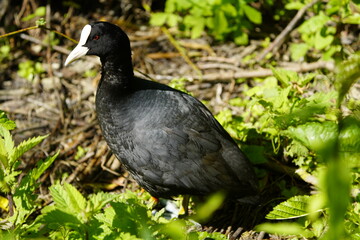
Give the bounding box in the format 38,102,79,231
65,22,258,202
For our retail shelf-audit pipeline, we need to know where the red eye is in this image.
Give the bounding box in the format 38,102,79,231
93,35,100,40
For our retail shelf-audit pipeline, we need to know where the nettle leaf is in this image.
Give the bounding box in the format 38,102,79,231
40,208,83,227
30,151,58,181
9,135,48,165
243,4,262,24
0,126,14,161
50,183,86,215
284,122,338,153
0,111,16,130
271,67,299,87
299,73,316,87
336,52,360,106
266,195,312,220
88,192,118,213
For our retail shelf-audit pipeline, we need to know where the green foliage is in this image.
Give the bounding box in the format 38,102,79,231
216,52,360,238
22,6,46,22
28,184,226,240
0,111,57,234
0,112,230,240
266,195,314,220
17,60,45,83
289,0,360,61
150,0,262,45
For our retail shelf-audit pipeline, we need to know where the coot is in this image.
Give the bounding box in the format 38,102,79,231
65,22,258,201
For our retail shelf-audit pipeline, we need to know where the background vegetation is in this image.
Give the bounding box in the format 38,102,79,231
0,0,359,239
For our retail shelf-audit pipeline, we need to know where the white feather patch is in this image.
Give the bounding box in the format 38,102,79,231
78,24,92,45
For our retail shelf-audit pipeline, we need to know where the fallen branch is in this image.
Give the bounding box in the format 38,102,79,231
20,33,70,55
256,0,321,61
145,60,335,82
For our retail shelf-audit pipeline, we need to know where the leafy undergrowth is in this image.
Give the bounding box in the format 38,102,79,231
0,0,359,239
214,53,360,239
0,53,359,239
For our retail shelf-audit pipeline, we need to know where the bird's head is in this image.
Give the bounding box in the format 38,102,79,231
65,22,131,66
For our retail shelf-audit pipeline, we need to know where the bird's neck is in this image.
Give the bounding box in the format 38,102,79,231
100,54,134,88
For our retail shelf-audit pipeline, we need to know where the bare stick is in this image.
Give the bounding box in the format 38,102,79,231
147,60,334,82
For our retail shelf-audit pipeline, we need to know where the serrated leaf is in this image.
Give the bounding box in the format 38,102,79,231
271,67,298,87
50,183,86,215
0,111,16,130
266,195,311,220
0,126,14,161
31,151,58,181
284,122,338,153
9,135,48,165
88,192,117,213
39,209,82,227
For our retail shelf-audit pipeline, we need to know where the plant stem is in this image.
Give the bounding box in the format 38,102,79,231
7,193,14,217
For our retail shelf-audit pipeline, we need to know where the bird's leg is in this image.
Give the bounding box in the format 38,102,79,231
179,195,190,216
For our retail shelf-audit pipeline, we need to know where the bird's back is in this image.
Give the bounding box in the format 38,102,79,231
96,77,258,199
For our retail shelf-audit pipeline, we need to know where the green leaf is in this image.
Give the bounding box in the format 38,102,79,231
284,122,338,153
31,151,58,181
150,13,169,26
0,125,14,163
289,43,309,61
343,13,360,24
285,2,305,10
243,4,262,24
194,192,226,222
167,14,180,27
234,30,248,45
336,52,360,106
88,192,118,213
242,145,268,164
266,195,312,220
9,135,48,166
213,11,228,38
314,28,334,50
221,3,237,17
271,67,298,87
339,116,360,167
50,183,87,215
256,222,314,238
21,6,46,21
0,111,16,130
39,208,83,227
